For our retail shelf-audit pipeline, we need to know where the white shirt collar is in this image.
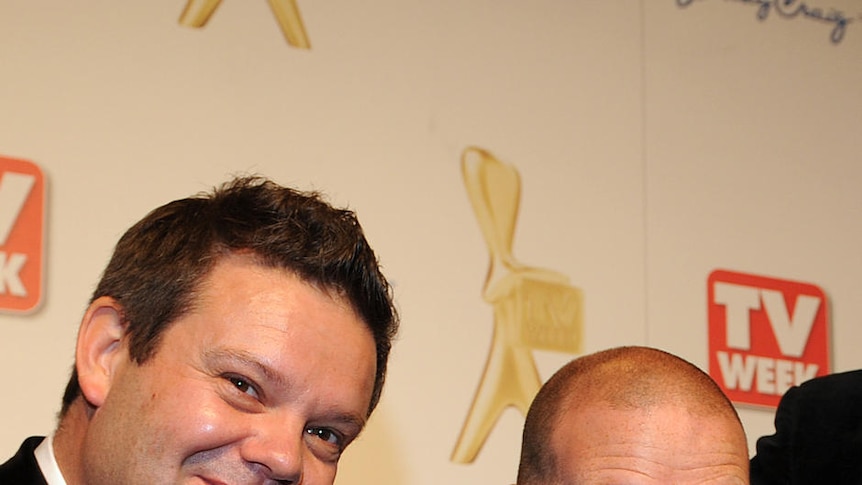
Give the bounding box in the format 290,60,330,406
34,435,68,485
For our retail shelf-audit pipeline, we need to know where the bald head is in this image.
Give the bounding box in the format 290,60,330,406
517,346,749,485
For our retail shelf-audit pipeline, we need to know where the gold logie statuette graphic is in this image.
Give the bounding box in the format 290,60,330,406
452,147,584,464
179,0,311,49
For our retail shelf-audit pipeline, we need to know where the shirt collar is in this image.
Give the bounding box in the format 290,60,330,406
34,435,68,485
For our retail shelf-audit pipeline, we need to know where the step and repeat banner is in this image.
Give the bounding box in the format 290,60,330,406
1,1,860,483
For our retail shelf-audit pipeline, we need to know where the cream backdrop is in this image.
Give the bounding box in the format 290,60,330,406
0,1,860,484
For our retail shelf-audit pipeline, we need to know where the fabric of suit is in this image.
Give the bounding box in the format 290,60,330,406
750,369,862,485
0,436,49,485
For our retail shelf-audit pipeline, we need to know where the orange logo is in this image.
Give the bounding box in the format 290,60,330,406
708,269,830,408
0,157,45,313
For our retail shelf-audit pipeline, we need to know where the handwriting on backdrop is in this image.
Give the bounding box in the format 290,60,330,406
677,0,856,44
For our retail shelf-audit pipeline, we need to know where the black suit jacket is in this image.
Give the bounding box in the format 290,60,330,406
750,369,862,485
0,437,49,485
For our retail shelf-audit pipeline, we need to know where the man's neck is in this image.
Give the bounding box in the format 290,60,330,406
51,402,92,485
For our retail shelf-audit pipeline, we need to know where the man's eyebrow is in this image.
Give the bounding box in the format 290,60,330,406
324,411,368,436
202,347,288,389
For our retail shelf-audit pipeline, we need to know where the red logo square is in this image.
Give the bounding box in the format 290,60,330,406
707,269,830,408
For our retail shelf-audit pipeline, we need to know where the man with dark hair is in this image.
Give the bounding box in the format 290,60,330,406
0,176,398,485
516,346,749,485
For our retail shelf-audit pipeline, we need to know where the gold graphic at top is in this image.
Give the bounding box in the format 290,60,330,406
179,0,311,49
452,147,584,464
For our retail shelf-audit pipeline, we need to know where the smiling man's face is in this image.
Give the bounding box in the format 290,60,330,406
78,254,377,485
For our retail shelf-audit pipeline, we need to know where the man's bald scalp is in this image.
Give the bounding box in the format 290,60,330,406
517,346,745,485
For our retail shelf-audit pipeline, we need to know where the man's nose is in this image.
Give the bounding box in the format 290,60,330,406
241,420,305,483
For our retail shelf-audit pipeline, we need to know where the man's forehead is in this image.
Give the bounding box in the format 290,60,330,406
200,253,357,314
553,404,748,484
556,402,718,442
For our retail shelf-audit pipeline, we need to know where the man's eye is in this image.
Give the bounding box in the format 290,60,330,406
305,427,342,447
225,375,260,399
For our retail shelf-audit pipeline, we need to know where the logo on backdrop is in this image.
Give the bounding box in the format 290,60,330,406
707,269,830,408
451,147,584,463
178,0,311,48
0,157,45,313
676,0,855,44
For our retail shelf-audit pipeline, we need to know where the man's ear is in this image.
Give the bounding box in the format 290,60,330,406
75,296,128,408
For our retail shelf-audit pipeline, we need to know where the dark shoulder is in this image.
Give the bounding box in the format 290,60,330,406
792,369,862,402
0,437,48,485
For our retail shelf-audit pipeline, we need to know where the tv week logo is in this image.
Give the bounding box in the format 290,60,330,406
708,270,829,408
0,156,45,313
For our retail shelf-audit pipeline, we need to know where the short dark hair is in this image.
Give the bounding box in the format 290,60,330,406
61,176,398,416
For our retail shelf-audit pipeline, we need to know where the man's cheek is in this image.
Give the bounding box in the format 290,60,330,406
174,398,251,453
